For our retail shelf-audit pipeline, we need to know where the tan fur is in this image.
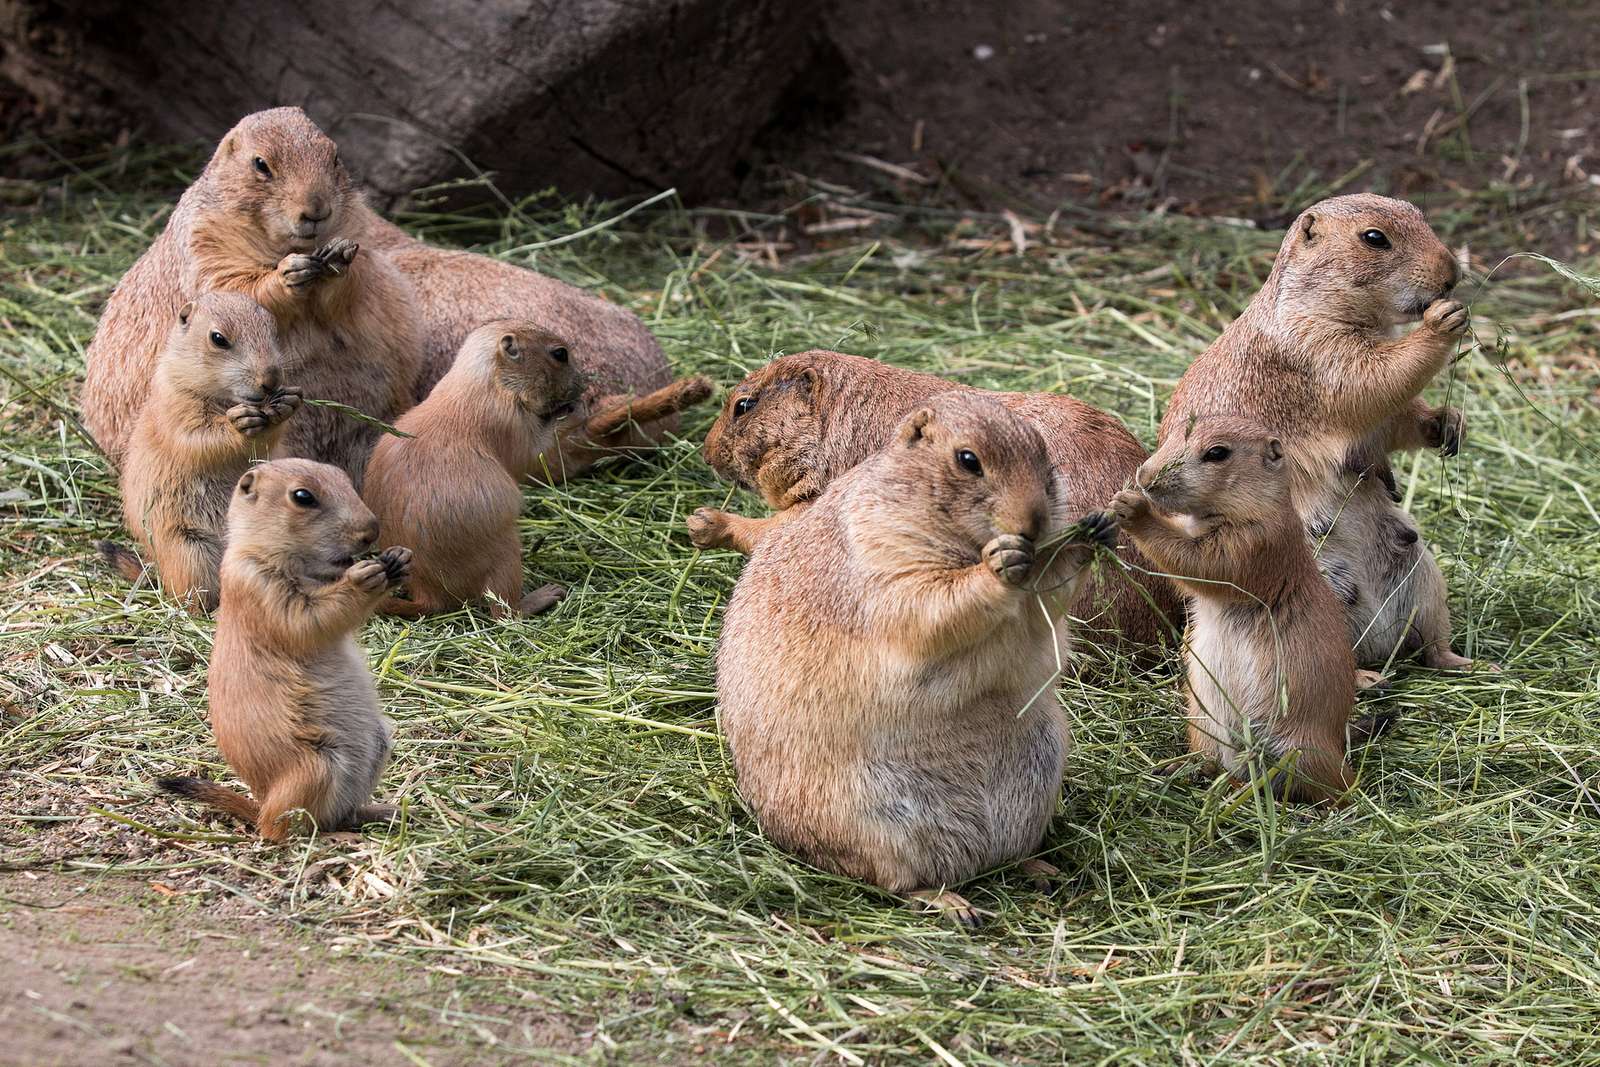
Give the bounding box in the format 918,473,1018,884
689,349,1181,651
159,459,410,841
1111,417,1358,805
1160,193,1477,670
82,108,422,485
362,321,582,617
363,217,703,479
717,393,1117,920
119,293,300,611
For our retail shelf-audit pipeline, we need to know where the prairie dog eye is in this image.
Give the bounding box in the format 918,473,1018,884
1359,229,1391,250
290,488,319,509
1201,445,1232,463
252,156,273,179
955,448,983,475
208,330,231,350
732,396,756,418
548,346,569,363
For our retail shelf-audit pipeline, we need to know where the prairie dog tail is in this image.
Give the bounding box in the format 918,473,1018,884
156,776,260,827
581,374,714,439
97,540,145,583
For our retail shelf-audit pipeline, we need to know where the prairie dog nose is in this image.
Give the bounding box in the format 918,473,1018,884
356,517,379,549
300,199,331,224
257,366,281,393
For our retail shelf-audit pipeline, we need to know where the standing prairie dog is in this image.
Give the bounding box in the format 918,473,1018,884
362,321,575,616
688,350,1179,652
1111,417,1376,805
362,320,712,617
80,107,422,483
1161,193,1478,672
157,459,411,841
717,392,1118,925
111,293,300,611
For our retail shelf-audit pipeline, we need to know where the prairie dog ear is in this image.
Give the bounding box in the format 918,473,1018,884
498,333,521,362
1299,212,1317,244
898,408,935,446
219,132,239,158
177,301,196,328
236,469,259,498
1263,437,1284,468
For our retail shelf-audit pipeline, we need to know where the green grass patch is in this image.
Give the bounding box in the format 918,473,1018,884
3,151,1599,1063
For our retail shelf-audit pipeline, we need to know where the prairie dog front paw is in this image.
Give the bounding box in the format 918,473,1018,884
983,533,1035,587
1109,488,1150,525
227,402,271,437
376,546,412,589
1422,298,1468,338
347,558,390,593
686,507,735,550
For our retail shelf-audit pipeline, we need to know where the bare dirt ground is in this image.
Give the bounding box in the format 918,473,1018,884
0,869,586,1066
774,0,1600,221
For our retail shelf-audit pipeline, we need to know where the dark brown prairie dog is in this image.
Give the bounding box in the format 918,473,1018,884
364,212,698,480
1160,193,1478,671
717,392,1117,924
113,293,300,611
361,321,582,617
80,107,421,484
1110,417,1369,805
157,459,411,841
688,349,1179,651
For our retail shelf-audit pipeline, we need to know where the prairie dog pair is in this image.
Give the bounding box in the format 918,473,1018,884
690,350,1180,652
1162,193,1478,671
361,321,711,616
158,459,409,840
81,107,421,484
718,393,1116,924
1113,417,1388,805
110,293,300,611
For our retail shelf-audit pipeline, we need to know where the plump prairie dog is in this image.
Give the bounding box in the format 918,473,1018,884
80,107,421,483
157,459,411,841
1160,193,1479,672
113,293,301,611
361,321,583,617
718,392,1118,924
1110,417,1375,806
364,212,704,480
688,349,1179,650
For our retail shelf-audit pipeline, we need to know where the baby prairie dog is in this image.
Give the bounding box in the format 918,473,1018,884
113,293,300,611
1161,193,1476,671
81,107,421,482
157,459,411,841
361,321,582,617
689,349,1180,651
718,393,1117,925
1111,418,1367,805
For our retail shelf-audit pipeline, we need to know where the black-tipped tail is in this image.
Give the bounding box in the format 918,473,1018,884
156,775,260,827
97,540,145,582
1349,706,1400,746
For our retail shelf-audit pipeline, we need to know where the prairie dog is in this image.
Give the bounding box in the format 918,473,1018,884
81,107,422,483
157,459,411,841
717,392,1117,924
364,209,700,479
688,349,1179,651
1160,193,1477,670
1111,417,1370,805
361,321,582,617
113,293,300,611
